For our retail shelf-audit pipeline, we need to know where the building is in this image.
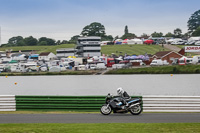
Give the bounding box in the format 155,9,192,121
151,51,183,64
56,48,76,58
76,36,101,57
38,52,56,61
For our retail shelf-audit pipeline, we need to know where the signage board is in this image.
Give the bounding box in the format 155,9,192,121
185,46,200,52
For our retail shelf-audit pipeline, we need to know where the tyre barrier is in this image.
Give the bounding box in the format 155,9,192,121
0,95,16,111
1,95,200,112
15,95,142,111
143,96,200,112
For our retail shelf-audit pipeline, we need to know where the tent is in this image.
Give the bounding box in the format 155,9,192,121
67,56,76,58
127,39,143,44
122,39,128,44
114,39,123,44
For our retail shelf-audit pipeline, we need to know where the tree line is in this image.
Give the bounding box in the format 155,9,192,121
1,36,67,47
2,9,200,47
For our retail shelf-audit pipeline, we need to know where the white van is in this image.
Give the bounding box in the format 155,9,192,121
150,59,169,66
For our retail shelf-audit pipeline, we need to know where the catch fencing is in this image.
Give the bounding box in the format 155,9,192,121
143,96,200,112
0,95,16,111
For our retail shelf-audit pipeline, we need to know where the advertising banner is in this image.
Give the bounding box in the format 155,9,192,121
185,46,200,52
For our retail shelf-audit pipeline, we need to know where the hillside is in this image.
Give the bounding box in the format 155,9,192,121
101,44,169,56
0,44,75,54
0,44,169,55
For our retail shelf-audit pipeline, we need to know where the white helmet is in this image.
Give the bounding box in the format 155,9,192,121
117,87,124,95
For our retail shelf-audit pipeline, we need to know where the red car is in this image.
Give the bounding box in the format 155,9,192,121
144,40,154,44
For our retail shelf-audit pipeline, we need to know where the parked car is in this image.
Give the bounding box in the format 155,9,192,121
195,41,200,45
89,63,97,70
186,40,196,45
112,64,125,69
171,40,186,45
96,63,107,70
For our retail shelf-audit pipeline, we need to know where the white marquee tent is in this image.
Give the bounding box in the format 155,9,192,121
127,39,143,44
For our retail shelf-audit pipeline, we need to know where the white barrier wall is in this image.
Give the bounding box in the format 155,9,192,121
0,95,16,111
143,96,200,112
0,95,200,112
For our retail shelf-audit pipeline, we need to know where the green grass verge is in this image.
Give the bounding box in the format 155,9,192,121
0,70,97,76
106,65,200,74
0,123,199,133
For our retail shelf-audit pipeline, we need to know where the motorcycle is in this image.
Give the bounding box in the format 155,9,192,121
100,93,142,115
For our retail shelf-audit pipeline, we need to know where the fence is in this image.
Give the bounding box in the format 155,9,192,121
0,95,16,111
143,96,200,112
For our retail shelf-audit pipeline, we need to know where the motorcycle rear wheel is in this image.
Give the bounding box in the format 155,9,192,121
130,105,142,115
100,104,112,115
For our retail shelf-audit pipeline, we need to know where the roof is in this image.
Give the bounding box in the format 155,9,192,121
39,52,51,56
153,51,183,58
154,51,171,58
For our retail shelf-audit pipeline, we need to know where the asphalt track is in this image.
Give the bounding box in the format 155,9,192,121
0,113,200,123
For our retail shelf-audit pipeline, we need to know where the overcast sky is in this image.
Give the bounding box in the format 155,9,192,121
0,0,200,44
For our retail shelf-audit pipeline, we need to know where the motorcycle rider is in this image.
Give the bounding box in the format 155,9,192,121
117,87,131,107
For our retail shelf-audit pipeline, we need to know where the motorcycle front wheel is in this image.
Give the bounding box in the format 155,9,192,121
100,104,112,115
129,104,142,115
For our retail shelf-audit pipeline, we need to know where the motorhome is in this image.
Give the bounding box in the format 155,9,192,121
178,56,198,65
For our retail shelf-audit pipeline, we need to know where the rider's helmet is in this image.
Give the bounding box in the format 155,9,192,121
117,87,124,95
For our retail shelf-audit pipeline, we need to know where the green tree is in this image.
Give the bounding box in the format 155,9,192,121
38,37,56,45
192,26,200,36
124,25,128,34
101,35,113,41
17,40,26,46
188,9,200,33
24,36,38,46
174,28,182,38
151,32,163,37
165,32,174,37
141,33,148,38
121,33,136,40
56,40,61,45
38,41,47,46
182,32,190,39
114,35,119,40
8,36,23,46
69,35,80,43
61,40,68,44
81,22,106,37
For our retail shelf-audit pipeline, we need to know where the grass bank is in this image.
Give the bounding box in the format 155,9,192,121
0,123,199,133
106,65,200,74
101,44,168,56
0,44,168,55
0,70,97,76
0,44,75,54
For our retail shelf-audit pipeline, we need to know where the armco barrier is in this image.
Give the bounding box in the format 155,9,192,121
0,95,16,111
15,95,142,111
143,96,200,112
